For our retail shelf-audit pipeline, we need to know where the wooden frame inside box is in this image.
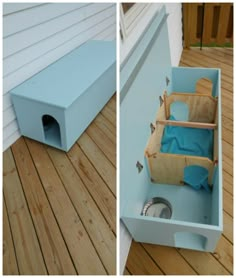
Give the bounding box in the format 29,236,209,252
145,80,219,188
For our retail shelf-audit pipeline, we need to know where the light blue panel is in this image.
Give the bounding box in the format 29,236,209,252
11,40,116,108
120,6,172,102
146,182,212,224
11,95,67,149
123,214,222,252
120,6,172,216
172,67,219,96
10,40,116,151
65,63,116,151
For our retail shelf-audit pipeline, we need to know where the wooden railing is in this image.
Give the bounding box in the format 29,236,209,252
183,3,233,48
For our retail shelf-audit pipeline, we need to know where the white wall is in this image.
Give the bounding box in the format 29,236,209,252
3,3,116,151
120,3,183,274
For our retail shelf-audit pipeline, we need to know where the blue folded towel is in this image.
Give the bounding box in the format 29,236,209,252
160,115,213,160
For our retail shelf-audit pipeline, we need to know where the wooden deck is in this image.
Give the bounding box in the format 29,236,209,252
124,48,233,275
3,94,116,275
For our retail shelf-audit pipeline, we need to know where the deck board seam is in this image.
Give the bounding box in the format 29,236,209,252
3,193,20,275
100,105,116,128
42,143,109,274
23,138,78,274
210,252,232,275
182,51,233,75
85,123,116,167
77,132,116,198
140,243,169,275
70,144,116,236
175,248,200,275
10,144,49,274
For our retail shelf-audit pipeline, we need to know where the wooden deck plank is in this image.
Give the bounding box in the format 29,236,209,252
223,170,233,195
126,241,164,275
78,132,116,196
223,212,233,243
222,127,233,145
68,143,116,233
213,236,233,274
86,122,116,166
3,198,19,275
101,103,116,127
181,49,233,78
3,149,47,275
223,189,233,217
94,113,116,143
11,138,77,275
46,145,116,274
178,249,230,275
25,138,106,275
142,244,197,275
190,48,233,66
123,268,131,275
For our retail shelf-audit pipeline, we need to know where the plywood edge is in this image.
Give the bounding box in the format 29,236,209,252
157,120,217,129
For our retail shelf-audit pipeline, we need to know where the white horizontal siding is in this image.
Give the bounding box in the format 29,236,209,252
3,3,44,16
3,3,116,151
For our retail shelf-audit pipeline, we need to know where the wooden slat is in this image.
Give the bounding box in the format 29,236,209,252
223,170,233,195
183,3,190,48
3,198,19,275
189,4,198,44
181,50,233,79
68,143,116,233
223,212,233,243
223,189,233,217
3,148,47,275
11,138,77,275
94,113,116,143
126,241,163,275
202,4,214,44
86,122,116,166
157,120,216,129
216,4,232,44
78,132,116,196
178,249,230,275
101,103,116,127
143,244,197,275
191,47,233,66
123,268,131,275
25,138,106,275
46,145,116,274
213,236,233,274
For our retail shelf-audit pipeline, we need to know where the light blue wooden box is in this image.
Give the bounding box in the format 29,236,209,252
120,7,222,252
10,40,116,151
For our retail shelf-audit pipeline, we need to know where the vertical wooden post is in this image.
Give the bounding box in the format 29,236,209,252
216,3,231,44
183,3,190,48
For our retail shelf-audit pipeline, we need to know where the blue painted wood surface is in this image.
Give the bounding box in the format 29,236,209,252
11,40,116,151
120,6,222,252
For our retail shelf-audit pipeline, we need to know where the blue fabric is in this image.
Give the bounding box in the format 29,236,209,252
160,116,214,160
184,165,211,192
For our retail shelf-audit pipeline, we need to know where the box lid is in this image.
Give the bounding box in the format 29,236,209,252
120,6,172,214
10,40,116,109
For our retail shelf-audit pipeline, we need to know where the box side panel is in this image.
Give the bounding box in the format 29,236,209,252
123,216,222,252
211,71,223,228
65,62,116,151
120,11,172,217
11,95,67,149
172,67,219,96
